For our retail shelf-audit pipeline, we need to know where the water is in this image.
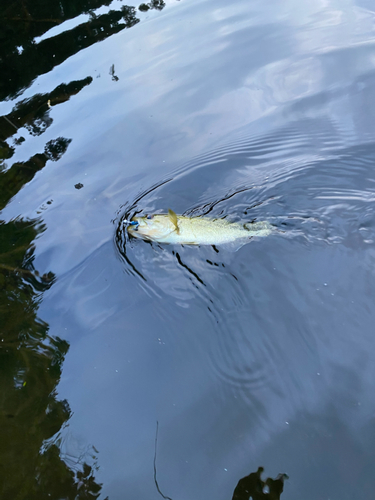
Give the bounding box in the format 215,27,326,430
1,0,375,498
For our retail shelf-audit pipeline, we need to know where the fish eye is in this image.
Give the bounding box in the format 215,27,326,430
146,215,154,219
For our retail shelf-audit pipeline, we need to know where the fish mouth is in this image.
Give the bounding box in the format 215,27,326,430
123,220,139,231
127,217,153,238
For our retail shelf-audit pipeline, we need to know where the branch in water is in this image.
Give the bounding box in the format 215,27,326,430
154,421,173,500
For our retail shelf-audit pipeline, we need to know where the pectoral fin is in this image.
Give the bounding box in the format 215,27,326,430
168,208,180,234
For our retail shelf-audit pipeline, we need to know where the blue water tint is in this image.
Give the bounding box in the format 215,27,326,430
2,0,375,498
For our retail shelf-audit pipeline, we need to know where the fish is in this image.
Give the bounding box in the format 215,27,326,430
126,209,273,247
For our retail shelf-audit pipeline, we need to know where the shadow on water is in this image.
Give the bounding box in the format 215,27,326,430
0,0,166,496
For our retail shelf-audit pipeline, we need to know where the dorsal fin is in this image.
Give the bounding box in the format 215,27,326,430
168,209,180,234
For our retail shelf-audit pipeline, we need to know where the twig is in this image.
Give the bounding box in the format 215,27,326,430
154,421,173,500
2,115,18,131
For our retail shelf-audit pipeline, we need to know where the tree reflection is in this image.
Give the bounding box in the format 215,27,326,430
0,0,167,101
0,77,92,143
0,0,168,496
0,64,105,500
0,212,105,498
139,1,166,12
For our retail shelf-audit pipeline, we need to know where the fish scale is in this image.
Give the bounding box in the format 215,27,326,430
127,210,273,247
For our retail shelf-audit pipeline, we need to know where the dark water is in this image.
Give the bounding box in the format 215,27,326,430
1,0,375,498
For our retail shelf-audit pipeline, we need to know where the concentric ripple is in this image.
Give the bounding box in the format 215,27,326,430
115,119,375,401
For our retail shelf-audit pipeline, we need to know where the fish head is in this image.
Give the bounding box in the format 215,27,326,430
127,214,175,241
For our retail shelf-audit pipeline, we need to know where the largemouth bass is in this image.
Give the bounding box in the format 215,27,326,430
126,209,273,246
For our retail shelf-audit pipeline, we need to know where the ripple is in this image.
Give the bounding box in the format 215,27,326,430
114,122,375,401
115,119,375,278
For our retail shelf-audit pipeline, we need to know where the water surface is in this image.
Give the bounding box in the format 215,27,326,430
1,0,375,498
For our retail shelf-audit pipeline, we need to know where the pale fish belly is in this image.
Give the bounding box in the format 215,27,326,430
157,219,273,245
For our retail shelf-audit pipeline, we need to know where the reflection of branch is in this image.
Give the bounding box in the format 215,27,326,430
0,8,140,100
0,262,35,275
0,140,15,163
0,153,47,210
2,116,18,131
0,77,92,141
0,263,54,283
139,0,166,11
2,17,63,24
0,137,71,210
154,422,173,500
0,245,30,259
